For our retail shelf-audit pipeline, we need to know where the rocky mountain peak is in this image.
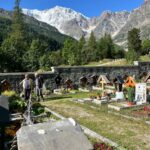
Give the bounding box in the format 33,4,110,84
23,1,150,47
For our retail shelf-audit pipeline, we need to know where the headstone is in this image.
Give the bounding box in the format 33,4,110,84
17,119,93,150
115,92,124,100
79,76,88,88
1,79,11,92
0,96,9,125
135,83,147,104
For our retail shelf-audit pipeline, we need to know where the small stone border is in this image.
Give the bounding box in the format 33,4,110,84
45,107,125,149
108,111,141,121
108,103,147,111
108,111,150,125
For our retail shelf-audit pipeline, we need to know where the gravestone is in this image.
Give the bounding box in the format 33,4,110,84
113,76,124,92
135,83,147,104
97,75,111,90
17,119,93,150
1,79,11,92
79,76,88,88
0,96,9,125
144,72,150,84
0,96,9,150
65,79,73,90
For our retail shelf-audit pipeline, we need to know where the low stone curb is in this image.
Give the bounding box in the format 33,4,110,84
45,107,125,149
108,111,141,121
108,111,150,125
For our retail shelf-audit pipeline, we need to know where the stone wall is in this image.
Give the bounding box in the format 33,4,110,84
0,61,149,91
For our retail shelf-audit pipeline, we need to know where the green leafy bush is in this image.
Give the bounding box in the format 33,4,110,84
127,87,135,102
32,103,45,116
2,90,27,112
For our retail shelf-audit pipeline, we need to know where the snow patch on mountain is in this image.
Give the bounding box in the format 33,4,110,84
23,6,130,40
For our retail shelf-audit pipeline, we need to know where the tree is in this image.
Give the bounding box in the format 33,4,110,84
142,39,150,55
125,50,138,64
97,34,115,59
78,36,86,50
1,0,27,71
87,32,97,61
114,44,125,59
23,39,41,71
49,51,62,66
126,28,142,62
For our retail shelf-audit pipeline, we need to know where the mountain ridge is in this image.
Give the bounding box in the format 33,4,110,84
22,1,150,47
22,6,130,40
0,8,73,44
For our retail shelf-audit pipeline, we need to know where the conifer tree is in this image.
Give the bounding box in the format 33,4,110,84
87,32,97,61
126,28,141,63
1,0,27,71
98,34,115,59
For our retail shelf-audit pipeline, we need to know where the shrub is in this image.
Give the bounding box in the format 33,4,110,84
32,103,45,116
2,90,17,100
126,87,135,102
2,90,27,112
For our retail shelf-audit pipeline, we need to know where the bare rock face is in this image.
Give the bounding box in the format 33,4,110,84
114,0,150,46
23,6,90,40
21,0,150,46
22,6,130,40
92,11,129,39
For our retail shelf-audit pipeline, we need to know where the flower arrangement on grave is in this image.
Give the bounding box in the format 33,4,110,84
126,87,135,105
144,106,150,112
89,93,96,99
93,142,114,150
96,91,102,100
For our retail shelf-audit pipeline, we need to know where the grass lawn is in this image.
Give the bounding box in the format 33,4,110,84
59,55,149,68
42,92,150,150
140,55,150,62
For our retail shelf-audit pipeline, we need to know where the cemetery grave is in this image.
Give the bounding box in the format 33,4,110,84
43,97,150,150
0,90,65,150
1,72,150,150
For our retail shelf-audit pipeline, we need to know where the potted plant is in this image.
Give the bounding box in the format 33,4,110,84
89,93,96,100
126,87,135,106
96,91,102,100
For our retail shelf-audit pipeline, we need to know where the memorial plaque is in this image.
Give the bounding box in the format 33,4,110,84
135,83,147,104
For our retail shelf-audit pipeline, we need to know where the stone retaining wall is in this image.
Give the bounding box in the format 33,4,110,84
0,61,149,91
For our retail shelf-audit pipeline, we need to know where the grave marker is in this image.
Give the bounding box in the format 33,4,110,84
135,83,147,104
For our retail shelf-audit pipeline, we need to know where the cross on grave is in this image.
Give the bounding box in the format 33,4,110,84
97,75,111,91
125,76,136,87
144,72,150,84
1,79,11,92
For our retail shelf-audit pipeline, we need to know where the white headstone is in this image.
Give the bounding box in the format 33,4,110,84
115,91,124,100
135,83,147,104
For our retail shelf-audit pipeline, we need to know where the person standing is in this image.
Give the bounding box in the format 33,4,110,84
20,74,33,101
35,73,44,101
55,73,62,89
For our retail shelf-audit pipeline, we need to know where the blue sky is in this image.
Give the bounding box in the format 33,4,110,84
0,0,144,17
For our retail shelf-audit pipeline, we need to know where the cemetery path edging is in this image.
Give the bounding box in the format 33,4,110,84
45,107,125,150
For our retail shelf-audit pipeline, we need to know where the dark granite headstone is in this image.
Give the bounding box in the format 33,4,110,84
0,96,9,125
